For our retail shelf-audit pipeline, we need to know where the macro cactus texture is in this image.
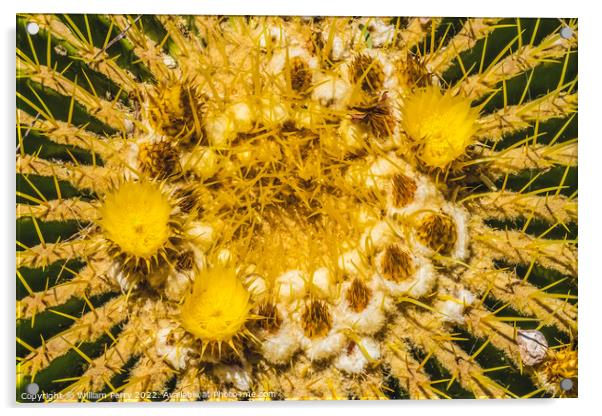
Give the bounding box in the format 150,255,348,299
16,15,578,401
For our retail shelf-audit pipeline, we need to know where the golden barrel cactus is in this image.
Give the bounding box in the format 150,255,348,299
16,15,577,401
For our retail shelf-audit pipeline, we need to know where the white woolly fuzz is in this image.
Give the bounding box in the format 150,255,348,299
259,96,289,125
375,252,437,299
123,118,134,135
435,289,476,324
311,267,334,298
443,203,470,261
213,364,251,391
388,175,443,218
350,48,396,91
204,101,256,148
204,113,236,147
334,280,387,335
162,54,177,69
267,47,319,74
299,329,346,361
356,18,395,48
109,261,138,292
123,141,141,181
164,270,193,300
181,147,219,179
244,274,268,298
385,162,444,218
164,245,205,300
334,337,381,374
184,222,215,251
354,206,379,227
436,300,465,324
337,118,368,152
216,248,234,267
338,249,365,274
359,221,395,253
319,22,350,61
277,269,307,302
311,76,350,108
344,163,371,189
227,101,255,133
155,325,193,370
257,26,287,49
261,322,303,364
369,156,399,180
330,36,347,60
457,289,477,306
361,154,411,191
292,102,324,130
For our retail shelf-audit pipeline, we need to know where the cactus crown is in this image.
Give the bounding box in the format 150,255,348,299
16,15,577,401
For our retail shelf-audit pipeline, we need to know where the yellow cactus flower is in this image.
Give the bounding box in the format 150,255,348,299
402,86,479,168
180,267,251,344
99,182,172,259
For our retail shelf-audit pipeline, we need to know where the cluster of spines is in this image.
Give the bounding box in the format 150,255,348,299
16,15,577,401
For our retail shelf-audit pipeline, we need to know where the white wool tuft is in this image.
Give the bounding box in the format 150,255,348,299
213,364,252,391
123,142,141,181
261,323,303,364
162,54,177,69
360,221,395,253
334,279,387,335
204,113,236,147
369,157,399,178
123,118,134,135
444,203,470,261
311,76,350,107
300,330,346,361
376,253,437,299
184,222,215,251
436,300,466,324
155,326,192,370
330,36,347,61
311,267,334,298
260,97,289,125
164,270,192,300
217,248,234,267
338,249,364,274
334,337,381,374
267,47,318,74
337,119,367,152
362,19,395,47
227,101,255,132
182,147,219,179
457,289,476,306
276,270,307,302
244,274,267,297
258,26,287,49
436,289,476,323
387,174,444,218
110,261,137,292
